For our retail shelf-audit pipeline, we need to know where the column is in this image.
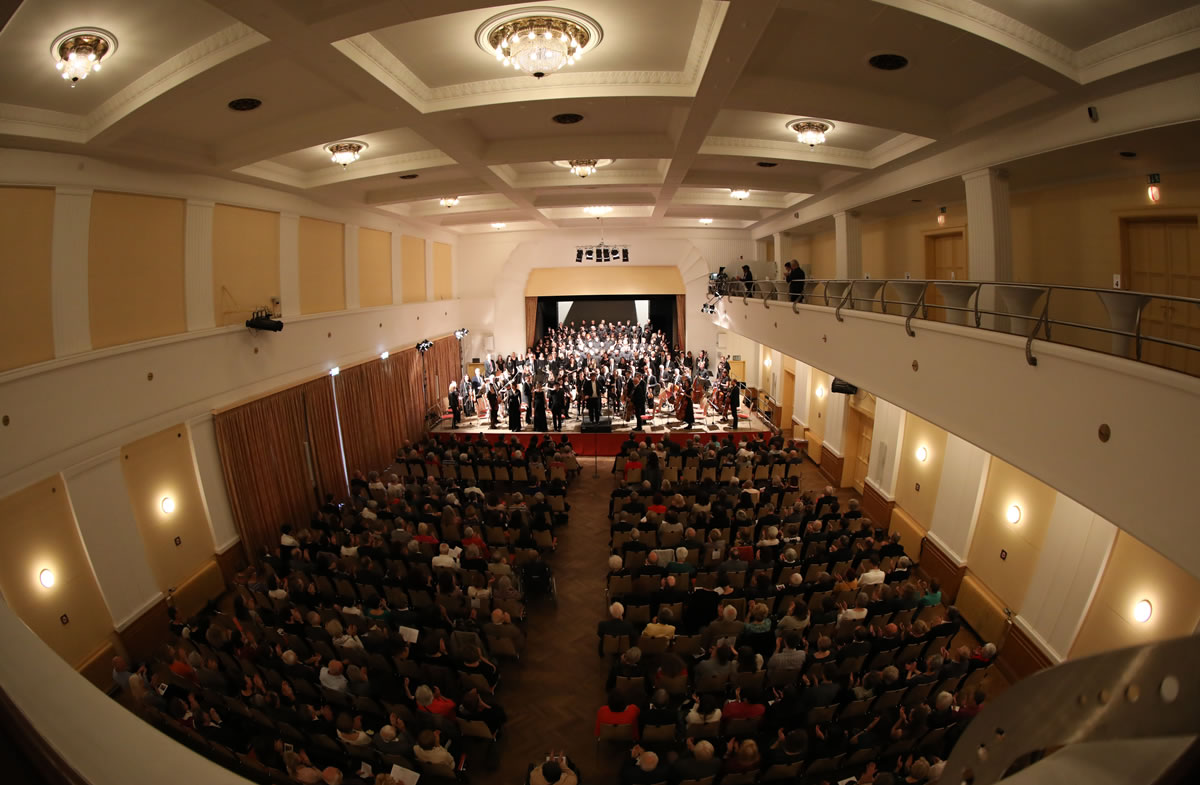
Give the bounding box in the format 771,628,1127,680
184,200,215,331
962,168,1013,329
773,232,792,282
343,223,360,310
866,398,906,498
51,186,93,357
927,433,990,563
390,231,404,305
279,213,300,318
792,359,811,427
425,236,435,302
834,211,862,279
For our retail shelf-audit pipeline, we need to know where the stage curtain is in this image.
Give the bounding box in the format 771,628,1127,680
525,297,537,351
363,357,410,462
394,347,425,444
214,388,314,562
334,362,387,476
425,336,461,412
300,377,347,504
675,294,687,350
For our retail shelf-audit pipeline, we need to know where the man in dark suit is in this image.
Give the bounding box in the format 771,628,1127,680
728,380,740,429
631,373,647,431
484,353,495,377
584,372,602,423
486,384,499,429
549,380,565,430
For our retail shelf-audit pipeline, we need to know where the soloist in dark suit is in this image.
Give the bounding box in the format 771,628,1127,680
631,377,647,431
487,387,499,429
507,388,523,432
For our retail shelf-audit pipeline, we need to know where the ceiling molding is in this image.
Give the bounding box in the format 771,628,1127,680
1076,6,1200,84
0,103,88,144
496,167,668,190
699,135,874,169
236,148,457,190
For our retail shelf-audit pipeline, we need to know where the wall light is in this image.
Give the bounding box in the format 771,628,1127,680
764,355,772,368
1147,173,1161,203
916,446,928,462
937,206,947,226
815,385,825,399
39,568,55,588
1133,599,1153,623
329,366,340,377
1006,504,1022,524
161,496,175,514
380,351,389,360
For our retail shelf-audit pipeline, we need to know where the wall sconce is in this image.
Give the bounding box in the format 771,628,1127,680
916,446,928,462
815,385,825,399
39,568,55,588
161,496,175,514
764,355,772,368
1133,599,1153,623
937,206,947,226
1147,173,1161,203
1006,504,1022,524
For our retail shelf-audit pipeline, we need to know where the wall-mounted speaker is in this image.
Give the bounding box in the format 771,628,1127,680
485,335,495,351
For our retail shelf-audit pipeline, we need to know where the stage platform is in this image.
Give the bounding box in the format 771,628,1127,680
430,408,771,456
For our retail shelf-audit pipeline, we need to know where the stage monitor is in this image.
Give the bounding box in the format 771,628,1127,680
830,378,858,395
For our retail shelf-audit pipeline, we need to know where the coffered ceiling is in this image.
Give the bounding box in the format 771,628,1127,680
0,0,1197,234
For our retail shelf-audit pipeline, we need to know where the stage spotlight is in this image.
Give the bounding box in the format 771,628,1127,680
416,339,434,353
585,248,594,261
621,248,629,262
454,328,470,340
245,308,283,332
575,248,584,263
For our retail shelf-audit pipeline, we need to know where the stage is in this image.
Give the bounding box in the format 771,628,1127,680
430,407,771,456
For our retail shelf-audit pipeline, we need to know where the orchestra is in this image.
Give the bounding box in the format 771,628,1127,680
448,318,747,432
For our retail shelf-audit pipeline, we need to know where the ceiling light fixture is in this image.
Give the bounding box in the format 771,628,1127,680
324,141,367,168
52,28,117,86
227,97,262,112
730,188,751,200
440,197,460,208
39,569,55,588
787,119,835,149
569,159,597,178
583,205,613,216
1133,599,1153,623
698,218,713,225
1006,504,1022,524
478,9,602,79
491,222,507,229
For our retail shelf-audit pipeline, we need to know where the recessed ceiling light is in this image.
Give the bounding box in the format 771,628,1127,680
228,97,262,112
1118,151,1137,158
398,173,419,180
869,53,909,71
552,113,585,124
756,161,778,168
911,198,922,203
698,218,713,225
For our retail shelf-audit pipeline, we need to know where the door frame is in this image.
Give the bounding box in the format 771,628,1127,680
922,226,969,281
1118,212,1200,291
781,368,795,438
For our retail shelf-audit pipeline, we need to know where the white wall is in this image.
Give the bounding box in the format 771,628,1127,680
927,434,991,564
62,454,161,629
822,388,847,456
866,397,905,497
1019,495,1117,661
714,295,1200,578
792,358,811,427
187,416,239,553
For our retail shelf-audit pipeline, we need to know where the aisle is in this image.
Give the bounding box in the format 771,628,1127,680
490,464,621,783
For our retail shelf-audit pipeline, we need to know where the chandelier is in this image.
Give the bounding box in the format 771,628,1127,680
583,205,613,216
729,188,751,200
52,28,117,86
491,222,507,229
440,197,460,208
478,9,602,79
787,118,835,149
324,141,367,168
553,158,613,178
698,218,713,225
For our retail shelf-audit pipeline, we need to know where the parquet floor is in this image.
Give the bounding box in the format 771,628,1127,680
479,454,868,784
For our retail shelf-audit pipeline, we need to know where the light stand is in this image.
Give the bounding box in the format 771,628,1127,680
417,338,433,425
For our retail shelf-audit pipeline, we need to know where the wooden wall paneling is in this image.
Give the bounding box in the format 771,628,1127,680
997,622,1055,683
956,572,1010,647
818,449,844,487
862,481,895,528
215,541,246,586
919,536,967,603
889,506,927,559
116,597,169,663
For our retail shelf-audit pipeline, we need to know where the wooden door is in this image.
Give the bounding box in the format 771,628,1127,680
727,359,746,382
1124,217,1200,375
924,231,967,321
781,369,795,438
853,415,873,494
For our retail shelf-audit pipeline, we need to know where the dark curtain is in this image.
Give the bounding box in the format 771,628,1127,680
675,294,687,350
214,388,314,562
426,336,461,412
334,363,386,477
300,377,347,504
525,297,538,352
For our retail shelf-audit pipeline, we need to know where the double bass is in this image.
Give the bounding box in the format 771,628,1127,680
673,384,689,421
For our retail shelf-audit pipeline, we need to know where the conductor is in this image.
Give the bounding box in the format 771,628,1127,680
448,381,461,429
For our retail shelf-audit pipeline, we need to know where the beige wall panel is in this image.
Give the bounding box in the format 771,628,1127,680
809,231,836,279
433,241,453,300
1069,531,1200,659
524,265,686,296
0,476,114,667
297,217,345,315
88,192,186,348
966,457,1059,612
894,413,948,528
119,425,214,592
860,205,969,281
401,234,427,303
807,368,831,447
212,204,280,326
0,187,55,371
358,227,392,308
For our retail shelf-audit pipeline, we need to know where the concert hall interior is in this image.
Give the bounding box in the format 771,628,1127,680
1,2,1199,784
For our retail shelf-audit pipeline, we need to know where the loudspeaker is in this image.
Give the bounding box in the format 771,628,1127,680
1087,106,1099,123
831,378,858,395
581,417,612,433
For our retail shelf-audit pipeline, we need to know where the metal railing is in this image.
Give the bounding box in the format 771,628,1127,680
710,277,1200,375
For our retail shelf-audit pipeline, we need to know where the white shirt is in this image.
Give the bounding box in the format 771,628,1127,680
859,569,886,586
319,668,347,692
838,607,867,623
431,554,459,568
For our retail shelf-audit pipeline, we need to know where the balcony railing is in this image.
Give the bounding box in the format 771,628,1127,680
710,277,1200,376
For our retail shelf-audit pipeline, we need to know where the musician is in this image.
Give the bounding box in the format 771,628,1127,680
486,384,500,429
484,353,496,377
533,385,548,432
506,384,523,432
448,381,461,429
519,374,533,425
631,373,647,432
584,372,602,424
728,380,740,430
677,384,695,429
549,380,566,431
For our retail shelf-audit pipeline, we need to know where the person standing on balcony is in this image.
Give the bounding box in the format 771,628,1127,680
787,259,806,303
